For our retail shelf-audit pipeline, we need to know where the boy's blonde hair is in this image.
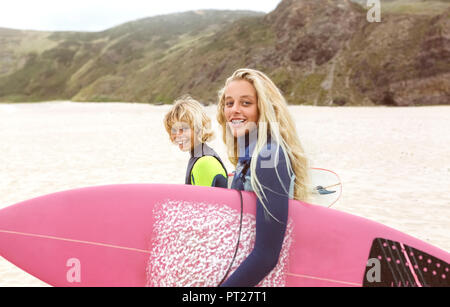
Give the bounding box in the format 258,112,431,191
164,95,215,144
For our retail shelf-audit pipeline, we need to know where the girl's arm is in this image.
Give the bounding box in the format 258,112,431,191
220,146,290,287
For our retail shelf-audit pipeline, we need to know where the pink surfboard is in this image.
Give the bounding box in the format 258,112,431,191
0,184,448,287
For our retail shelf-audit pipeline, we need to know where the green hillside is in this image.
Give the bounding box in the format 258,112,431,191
0,1,448,106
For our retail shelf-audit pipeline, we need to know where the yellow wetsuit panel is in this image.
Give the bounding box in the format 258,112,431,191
190,156,227,187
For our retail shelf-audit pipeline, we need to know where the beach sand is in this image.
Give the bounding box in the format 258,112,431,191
0,101,449,286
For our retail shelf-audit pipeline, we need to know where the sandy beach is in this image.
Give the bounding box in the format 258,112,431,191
0,101,449,286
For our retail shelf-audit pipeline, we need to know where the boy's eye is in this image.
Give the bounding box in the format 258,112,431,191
171,125,190,134
171,128,186,134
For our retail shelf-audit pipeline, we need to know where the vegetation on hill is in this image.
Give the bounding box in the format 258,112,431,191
0,1,448,106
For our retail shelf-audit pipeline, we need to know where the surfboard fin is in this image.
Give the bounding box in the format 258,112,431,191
315,186,336,195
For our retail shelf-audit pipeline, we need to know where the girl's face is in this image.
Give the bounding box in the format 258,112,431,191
170,121,194,152
224,79,259,138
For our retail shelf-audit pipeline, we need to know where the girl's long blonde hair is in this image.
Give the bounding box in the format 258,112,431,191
217,68,310,205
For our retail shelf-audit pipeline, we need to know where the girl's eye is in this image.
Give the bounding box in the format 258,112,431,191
225,101,233,107
242,101,251,106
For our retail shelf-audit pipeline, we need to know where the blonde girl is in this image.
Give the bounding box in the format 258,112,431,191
216,68,309,286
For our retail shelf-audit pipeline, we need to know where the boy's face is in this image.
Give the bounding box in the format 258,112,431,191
170,121,194,152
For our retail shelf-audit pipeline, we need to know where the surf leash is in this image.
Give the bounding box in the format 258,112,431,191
217,189,244,286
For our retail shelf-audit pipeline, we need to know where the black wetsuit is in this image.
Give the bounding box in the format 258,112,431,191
220,136,291,287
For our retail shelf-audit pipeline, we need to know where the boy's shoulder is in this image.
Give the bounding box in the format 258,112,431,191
192,155,224,171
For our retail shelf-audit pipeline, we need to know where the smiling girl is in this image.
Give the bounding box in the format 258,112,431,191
216,68,310,286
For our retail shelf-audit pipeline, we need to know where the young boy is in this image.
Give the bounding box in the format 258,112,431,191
163,95,228,188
